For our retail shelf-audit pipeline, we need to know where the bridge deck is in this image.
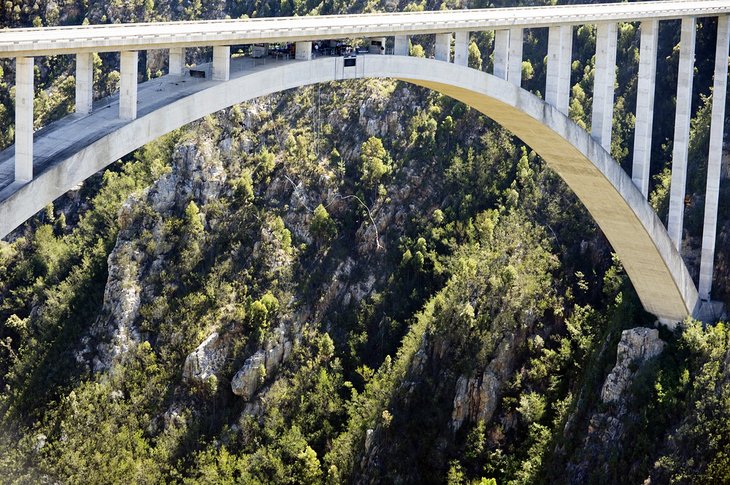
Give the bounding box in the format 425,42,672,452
0,1,728,57
0,55,299,203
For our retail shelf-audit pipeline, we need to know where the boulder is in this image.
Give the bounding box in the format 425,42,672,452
231,350,266,400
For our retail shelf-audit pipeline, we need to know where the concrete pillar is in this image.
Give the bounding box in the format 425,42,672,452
698,15,730,300
591,22,617,150
435,33,452,62
507,27,523,86
632,20,659,197
394,35,409,56
14,57,33,183
454,31,469,66
493,28,523,86
295,41,311,61
494,29,510,79
169,47,185,76
545,25,572,114
667,17,697,250
119,51,138,121
75,52,93,115
212,46,230,81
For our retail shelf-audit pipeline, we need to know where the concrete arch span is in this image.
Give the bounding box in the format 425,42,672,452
0,55,698,321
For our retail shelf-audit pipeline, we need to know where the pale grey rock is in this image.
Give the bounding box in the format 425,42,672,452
231,350,266,400
183,332,228,384
601,327,665,404
451,336,515,431
90,242,143,372
231,330,293,400
451,370,501,432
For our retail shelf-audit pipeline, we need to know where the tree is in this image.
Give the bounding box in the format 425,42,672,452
468,41,482,70
310,204,337,244
359,137,391,187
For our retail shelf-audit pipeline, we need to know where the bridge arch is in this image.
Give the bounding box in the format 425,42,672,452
0,55,698,321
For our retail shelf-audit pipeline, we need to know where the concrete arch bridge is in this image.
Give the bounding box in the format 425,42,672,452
0,1,729,324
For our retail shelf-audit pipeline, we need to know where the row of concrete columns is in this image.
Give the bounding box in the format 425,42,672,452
10,18,730,300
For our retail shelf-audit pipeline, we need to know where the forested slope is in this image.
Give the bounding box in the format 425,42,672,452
1,0,730,483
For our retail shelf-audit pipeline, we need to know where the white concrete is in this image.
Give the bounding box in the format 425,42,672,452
699,15,730,300
2,1,727,58
119,51,138,120
169,47,185,76
295,41,311,61
212,45,230,80
508,27,523,86
493,28,522,86
667,17,696,250
546,25,572,114
75,52,93,115
435,33,451,62
591,22,617,150
493,29,510,80
394,35,409,56
14,56,33,183
0,56,699,322
632,20,659,197
368,37,386,54
454,31,468,67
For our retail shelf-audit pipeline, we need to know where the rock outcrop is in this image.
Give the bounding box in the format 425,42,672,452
89,242,143,371
601,327,665,404
231,329,293,400
182,332,229,384
566,327,666,483
451,370,501,432
451,335,516,432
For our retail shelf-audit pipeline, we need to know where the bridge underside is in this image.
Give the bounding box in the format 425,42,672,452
0,55,699,322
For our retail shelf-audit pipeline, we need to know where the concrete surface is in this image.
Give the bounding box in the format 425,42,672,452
699,15,730,300
667,17,696,250
0,1,728,58
0,55,700,322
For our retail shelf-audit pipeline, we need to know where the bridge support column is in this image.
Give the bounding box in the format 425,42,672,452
699,15,730,301
212,46,230,81
667,17,697,250
591,22,617,151
295,41,312,61
632,20,659,198
435,33,451,62
75,52,93,115
14,56,33,183
545,25,572,114
119,51,138,121
394,35,409,56
454,31,468,66
494,28,523,86
169,47,185,76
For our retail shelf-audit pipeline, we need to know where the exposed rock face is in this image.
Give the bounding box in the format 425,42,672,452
231,329,293,400
601,327,665,404
451,370,501,432
451,335,515,432
566,327,666,484
182,332,228,384
86,136,228,372
89,242,143,371
232,350,266,400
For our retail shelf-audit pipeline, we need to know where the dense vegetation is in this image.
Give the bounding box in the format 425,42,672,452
1,0,730,483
